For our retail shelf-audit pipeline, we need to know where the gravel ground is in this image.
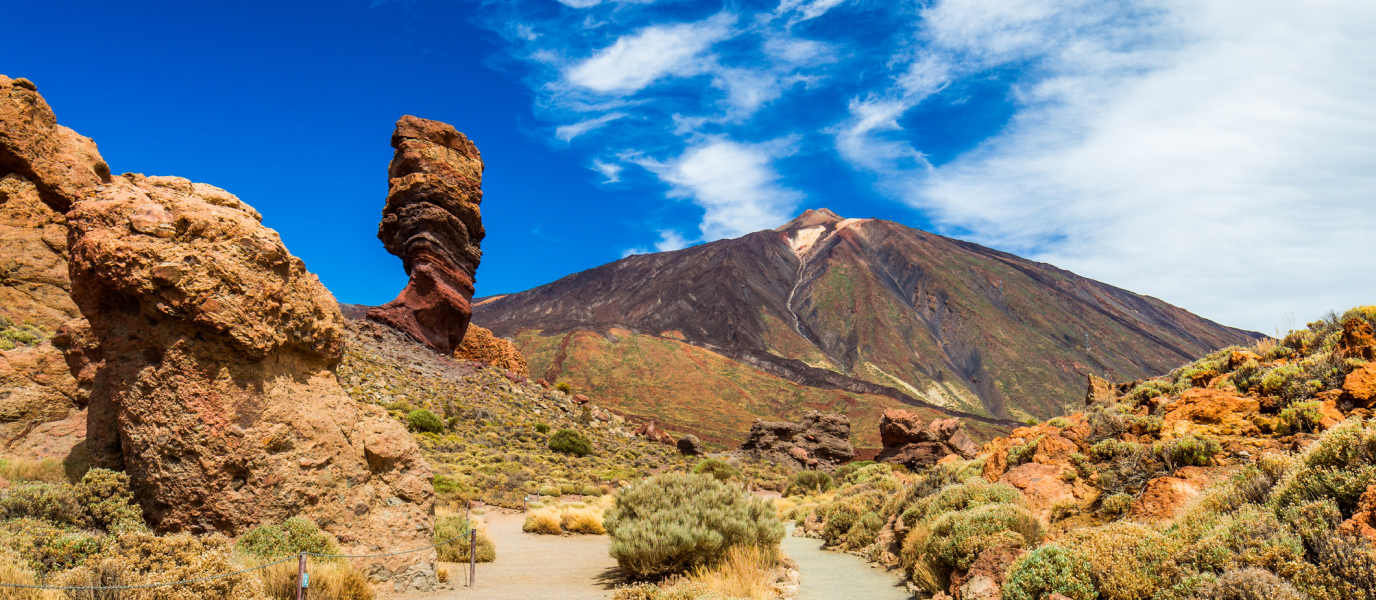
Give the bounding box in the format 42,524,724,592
384,510,624,600
782,528,916,600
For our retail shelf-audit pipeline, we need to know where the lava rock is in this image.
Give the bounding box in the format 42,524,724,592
740,411,853,471
677,434,704,455
874,409,980,470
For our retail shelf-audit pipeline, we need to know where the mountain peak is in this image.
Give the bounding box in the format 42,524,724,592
776,208,845,232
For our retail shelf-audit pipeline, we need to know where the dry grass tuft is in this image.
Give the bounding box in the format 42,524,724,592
259,560,374,600
560,507,607,535
0,458,68,483
523,508,563,535
682,545,778,600
0,551,53,600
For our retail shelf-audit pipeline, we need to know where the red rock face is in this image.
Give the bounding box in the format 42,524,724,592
874,409,980,470
368,116,484,355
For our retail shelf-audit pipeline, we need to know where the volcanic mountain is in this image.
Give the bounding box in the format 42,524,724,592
471,209,1261,448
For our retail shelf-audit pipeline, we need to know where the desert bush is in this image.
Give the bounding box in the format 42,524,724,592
784,471,835,497
1153,435,1221,469
1310,532,1376,600
1003,544,1098,600
561,482,581,495
534,422,550,434
58,531,263,600
555,382,572,394
682,544,778,600
1100,493,1133,517
920,503,1042,572
833,461,886,485
549,429,594,457
561,507,607,535
1268,418,1376,517
537,485,562,497
691,458,741,482
1048,417,1073,428
0,482,85,527
523,508,563,535
1008,436,1046,467
436,515,495,562
236,517,341,562
1091,439,1142,461
407,409,445,433
1062,522,1176,600
75,469,144,533
605,473,783,578
1206,568,1304,600
0,550,44,600
1278,401,1325,434
1124,379,1175,406
580,485,604,496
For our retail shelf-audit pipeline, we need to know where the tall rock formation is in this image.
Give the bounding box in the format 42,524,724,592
367,116,484,356
65,172,436,580
0,74,107,461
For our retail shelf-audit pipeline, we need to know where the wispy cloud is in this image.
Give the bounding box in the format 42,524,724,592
556,112,627,142
565,14,736,94
637,138,803,240
591,159,623,183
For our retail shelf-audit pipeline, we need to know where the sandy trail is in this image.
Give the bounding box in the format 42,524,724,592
386,510,622,600
782,528,915,600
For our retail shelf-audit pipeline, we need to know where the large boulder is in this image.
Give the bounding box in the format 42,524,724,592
0,75,110,213
367,116,485,356
874,409,980,470
454,324,528,377
740,411,853,470
67,173,435,582
633,420,675,445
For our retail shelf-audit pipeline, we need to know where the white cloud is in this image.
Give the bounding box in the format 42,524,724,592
838,0,1376,332
555,112,627,141
591,159,623,183
654,229,691,252
763,36,834,65
565,14,735,94
776,0,848,23
638,139,803,240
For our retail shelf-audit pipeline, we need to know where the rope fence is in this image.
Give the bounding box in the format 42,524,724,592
0,527,476,592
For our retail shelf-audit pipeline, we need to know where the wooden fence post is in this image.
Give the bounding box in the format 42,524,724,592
469,529,477,588
296,551,308,600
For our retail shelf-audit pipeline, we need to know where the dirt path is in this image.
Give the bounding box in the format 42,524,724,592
386,511,622,599
782,528,915,600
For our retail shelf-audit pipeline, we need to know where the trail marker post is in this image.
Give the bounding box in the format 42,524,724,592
296,552,308,600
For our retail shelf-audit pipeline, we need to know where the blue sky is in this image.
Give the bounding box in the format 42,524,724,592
6,0,1374,333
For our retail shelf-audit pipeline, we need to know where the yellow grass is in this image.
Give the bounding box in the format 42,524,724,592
0,551,59,600
560,507,606,535
683,545,778,600
773,497,799,520
0,457,67,483
523,508,563,534
259,560,374,600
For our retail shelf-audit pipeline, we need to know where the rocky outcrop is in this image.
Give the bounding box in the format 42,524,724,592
454,324,528,377
367,116,485,356
740,411,853,470
0,75,106,461
66,173,435,582
1337,483,1376,543
677,434,704,455
874,409,980,470
633,420,675,445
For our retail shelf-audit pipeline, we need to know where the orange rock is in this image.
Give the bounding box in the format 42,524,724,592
1316,396,1346,430
1085,374,1116,408
1342,362,1376,409
1162,388,1262,437
453,324,529,377
999,462,1094,522
1337,484,1376,543
1130,467,1211,521
982,424,1080,480
1227,349,1263,370
1339,318,1376,361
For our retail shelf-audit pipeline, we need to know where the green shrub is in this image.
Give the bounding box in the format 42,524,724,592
560,482,580,495
784,471,835,497
433,475,465,496
580,485,604,496
1268,418,1376,517
407,409,445,433
555,382,572,394
833,461,879,485
1090,439,1141,461
549,429,594,457
1061,523,1174,600
537,485,561,497
534,422,550,434
1123,379,1174,406
1208,568,1305,600
1100,493,1133,517
1278,401,1324,434
74,469,143,533
843,512,883,551
1153,435,1221,469
236,517,341,562
691,458,740,482
435,515,495,563
605,473,783,578
1008,436,1045,467
921,503,1042,572
1048,417,1073,428
1003,545,1098,600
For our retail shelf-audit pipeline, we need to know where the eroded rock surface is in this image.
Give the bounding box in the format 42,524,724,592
740,411,853,470
454,324,528,377
67,173,435,581
368,116,485,355
0,75,110,213
874,409,980,470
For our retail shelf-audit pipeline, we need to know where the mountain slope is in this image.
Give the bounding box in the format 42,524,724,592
473,209,1261,442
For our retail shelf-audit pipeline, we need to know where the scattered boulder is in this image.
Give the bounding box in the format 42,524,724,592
633,420,675,445
874,409,980,470
454,324,529,377
1341,362,1376,409
1339,318,1375,361
740,411,853,470
677,434,704,455
1084,374,1116,408
368,116,485,356
571,394,591,405
67,172,435,579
